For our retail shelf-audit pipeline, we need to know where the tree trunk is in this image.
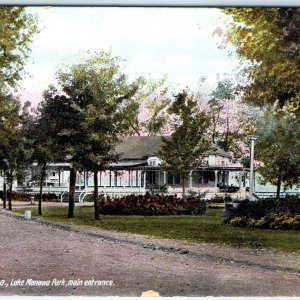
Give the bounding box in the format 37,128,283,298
3,180,7,209
276,175,281,200
38,163,46,216
182,174,186,199
212,112,216,144
94,171,100,220
68,167,76,218
8,173,13,210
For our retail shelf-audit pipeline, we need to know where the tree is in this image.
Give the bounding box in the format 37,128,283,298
208,79,242,153
223,8,300,113
40,90,87,219
255,109,300,199
159,91,211,197
0,7,38,90
131,77,172,136
0,94,24,210
44,51,140,219
0,93,19,208
0,7,37,209
198,78,256,159
21,101,59,216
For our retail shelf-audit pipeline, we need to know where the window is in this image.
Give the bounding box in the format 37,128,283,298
149,160,157,166
167,172,181,185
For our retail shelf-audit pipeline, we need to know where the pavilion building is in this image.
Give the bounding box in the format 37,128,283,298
19,136,249,200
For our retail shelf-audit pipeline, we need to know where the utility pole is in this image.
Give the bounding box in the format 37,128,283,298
248,135,258,199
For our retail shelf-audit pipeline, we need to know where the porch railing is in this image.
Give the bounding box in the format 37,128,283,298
253,192,300,199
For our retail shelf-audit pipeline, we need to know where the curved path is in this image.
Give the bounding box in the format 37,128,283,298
0,210,299,296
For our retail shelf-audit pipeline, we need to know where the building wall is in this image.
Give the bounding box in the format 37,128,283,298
208,155,230,167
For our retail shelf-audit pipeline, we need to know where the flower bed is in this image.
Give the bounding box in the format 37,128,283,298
99,192,206,216
224,196,300,230
0,191,58,201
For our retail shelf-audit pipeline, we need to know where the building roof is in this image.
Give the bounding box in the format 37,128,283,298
115,136,162,159
115,136,231,160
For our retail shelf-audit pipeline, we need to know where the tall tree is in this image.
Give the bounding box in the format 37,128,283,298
0,95,23,210
0,7,37,207
21,101,59,216
159,91,211,197
0,7,38,90
208,79,239,152
44,51,140,219
199,78,253,158
40,90,85,218
223,8,300,113
255,109,300,199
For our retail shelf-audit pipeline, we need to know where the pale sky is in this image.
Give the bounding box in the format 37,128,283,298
19,7,240,106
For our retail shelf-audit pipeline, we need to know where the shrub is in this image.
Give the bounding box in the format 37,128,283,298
228,216,248,227
0,191,31,201
0,191,59,201
99,192,206,216
224,196,300,230
209,194,232,203
34,193,58,201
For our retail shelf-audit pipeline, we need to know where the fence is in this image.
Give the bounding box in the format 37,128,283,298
253,191,300,199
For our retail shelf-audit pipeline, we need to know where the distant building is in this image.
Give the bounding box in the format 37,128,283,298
14,136,248,200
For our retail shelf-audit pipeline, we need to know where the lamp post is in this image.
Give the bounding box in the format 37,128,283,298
247,135,258,199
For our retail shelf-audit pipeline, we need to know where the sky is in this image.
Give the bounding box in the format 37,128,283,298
19,7,240,106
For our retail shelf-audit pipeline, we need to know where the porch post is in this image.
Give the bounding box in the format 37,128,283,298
239,171,242,189
189,171,193,189
58,168,61,187
214,170,218,187
163,171,167,185
129,170,132,187
143,171,146,188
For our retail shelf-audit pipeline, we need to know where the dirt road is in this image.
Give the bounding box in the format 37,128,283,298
0,210,299,296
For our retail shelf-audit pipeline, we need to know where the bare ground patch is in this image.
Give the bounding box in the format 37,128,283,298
0,209,299,296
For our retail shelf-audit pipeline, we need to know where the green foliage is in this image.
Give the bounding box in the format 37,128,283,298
209,194,232,203
41,50,142,218
224,196,300,230
0,7,38,90
223,8,300,112
134,76,172,136
159,91,211,195
228,214,300,230
0,6,37,208
255,109,300,190
0,94,26,189
48,51,140,172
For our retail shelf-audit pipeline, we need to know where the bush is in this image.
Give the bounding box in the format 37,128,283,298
209,194,232,203
99,192,206,216
0,191,31,201
224,196,300,230
34,193,58,201
228,214,300,230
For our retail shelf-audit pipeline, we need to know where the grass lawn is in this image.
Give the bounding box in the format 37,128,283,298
14,206,300,253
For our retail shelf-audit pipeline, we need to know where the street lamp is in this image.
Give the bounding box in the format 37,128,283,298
247,135,258,199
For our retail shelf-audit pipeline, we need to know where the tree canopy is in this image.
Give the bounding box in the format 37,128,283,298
0,7,38,90
255,109,300,198
159,90,211,196
223,8,300,113
41,51,141,218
